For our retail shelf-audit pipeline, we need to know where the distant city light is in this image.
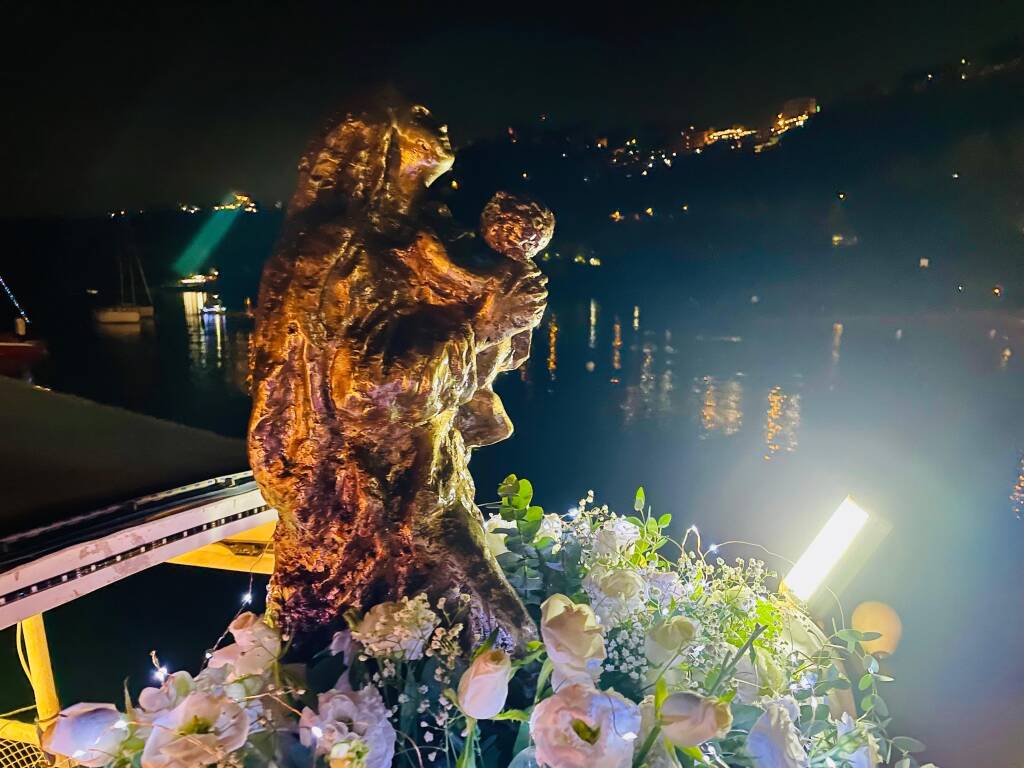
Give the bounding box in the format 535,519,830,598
783,497,870,602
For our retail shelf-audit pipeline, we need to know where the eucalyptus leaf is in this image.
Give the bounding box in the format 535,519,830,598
890,736,926,753
634,486,646,512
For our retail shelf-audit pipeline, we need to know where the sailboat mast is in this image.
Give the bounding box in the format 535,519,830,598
137,257,153,305
129,253,137,304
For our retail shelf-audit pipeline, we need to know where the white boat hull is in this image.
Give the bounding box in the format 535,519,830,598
94,308,142,324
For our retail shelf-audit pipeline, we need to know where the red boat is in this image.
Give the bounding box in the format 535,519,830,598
0,276,47,377
0,334,47,377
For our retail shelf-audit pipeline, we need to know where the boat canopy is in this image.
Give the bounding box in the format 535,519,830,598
0,377,247,544
1,378,277,627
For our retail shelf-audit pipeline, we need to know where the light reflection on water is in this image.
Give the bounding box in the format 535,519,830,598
105,292,1024,532
763,385,801,460
697,375,743,436
181,290,250,395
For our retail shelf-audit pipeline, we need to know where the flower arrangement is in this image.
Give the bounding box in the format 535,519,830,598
42,477,934,768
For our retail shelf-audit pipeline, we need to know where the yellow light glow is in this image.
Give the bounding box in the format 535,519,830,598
783,497,869,601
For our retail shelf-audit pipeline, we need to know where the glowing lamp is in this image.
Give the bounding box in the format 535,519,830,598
851,601,903,657
783,497,869,602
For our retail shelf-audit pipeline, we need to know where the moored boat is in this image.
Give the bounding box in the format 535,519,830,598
93,306,143,324
0,335,47,375
200,294,227,315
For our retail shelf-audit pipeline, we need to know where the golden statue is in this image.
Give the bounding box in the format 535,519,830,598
248,103,553,651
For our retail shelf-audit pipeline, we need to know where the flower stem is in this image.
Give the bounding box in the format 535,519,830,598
708,623,766,697
632,724,661,768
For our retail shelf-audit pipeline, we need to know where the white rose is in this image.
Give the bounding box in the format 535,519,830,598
747,697,808,768
659,692,732,748
299,685,395,768
458,648,512,719
594,518,641,558
208,612,280,678
540,595,606,689
584,567,647,625
141,692,249,768
352,594,439,660
485,514,511,556
734,652,785,704
644,616,698,669
530,683,641,768
779,605,827,659
536,514,565,548
43,703,127,767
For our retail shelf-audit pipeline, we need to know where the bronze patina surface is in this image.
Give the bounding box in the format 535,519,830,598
248,103,551,651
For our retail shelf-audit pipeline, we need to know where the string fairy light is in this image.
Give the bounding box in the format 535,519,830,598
0,274,30,323
150,649,170,682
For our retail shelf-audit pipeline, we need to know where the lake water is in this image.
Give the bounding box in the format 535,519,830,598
5,277,1024,765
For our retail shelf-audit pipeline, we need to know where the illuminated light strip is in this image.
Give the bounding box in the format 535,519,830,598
0,274,30,323
0,504,271,610
0,491,276,629
783,497,869,602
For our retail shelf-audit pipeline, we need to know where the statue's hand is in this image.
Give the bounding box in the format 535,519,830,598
477,262,548,347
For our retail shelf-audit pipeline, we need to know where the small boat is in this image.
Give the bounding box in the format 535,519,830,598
94,220,155,324
0,280,47,377
171,268,220,291
93,306,143,324
201,294,227,315
0,335,47,374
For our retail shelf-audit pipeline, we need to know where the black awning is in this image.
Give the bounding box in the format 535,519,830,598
0,377,248,554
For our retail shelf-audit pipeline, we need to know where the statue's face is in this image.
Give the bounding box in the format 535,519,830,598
290,105,454,215
292,117,390,212
480,192,555,262
394,105,454,188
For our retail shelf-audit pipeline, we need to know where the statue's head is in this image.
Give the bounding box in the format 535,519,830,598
480,192,555,262
289,103,453,218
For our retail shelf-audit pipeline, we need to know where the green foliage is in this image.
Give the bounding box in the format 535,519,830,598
493,474,582,609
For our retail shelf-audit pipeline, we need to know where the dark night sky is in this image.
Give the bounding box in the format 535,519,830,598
2,0,1023,215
